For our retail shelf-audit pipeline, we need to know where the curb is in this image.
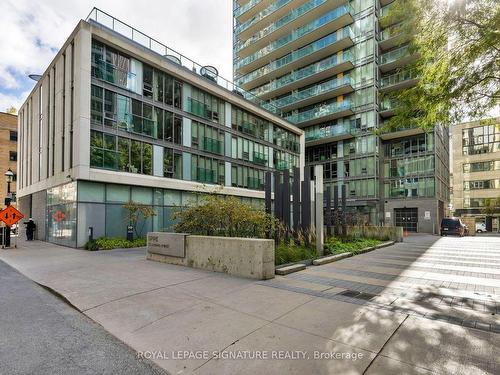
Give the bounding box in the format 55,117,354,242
275,240,397,275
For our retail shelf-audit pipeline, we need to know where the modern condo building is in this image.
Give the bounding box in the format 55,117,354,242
233,0,450,232
17,9,304,247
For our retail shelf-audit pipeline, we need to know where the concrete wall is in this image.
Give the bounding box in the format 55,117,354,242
346,225,403,242
147,233,275,280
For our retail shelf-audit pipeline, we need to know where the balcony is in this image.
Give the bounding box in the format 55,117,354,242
247,176,264,190
305,123,355,146
234,0,268,23
286,100,353,127
380,0,395,6
379,98,396,118
196,168,217,184
271,76,354,112
238,27,354,90
236,0,304,40
275,160,289,170
379,45,418,73
380,69,418,92
252,151,268,166
92,59,136,88
249,52,353,100
379,24,410,50
235,4,353,74
202,137,223,154
187,97,209,118
236,0,349,58
379,124,425,140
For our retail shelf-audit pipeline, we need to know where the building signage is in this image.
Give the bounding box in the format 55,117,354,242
385,212,391,218
424,211,431,220
147,232,186,258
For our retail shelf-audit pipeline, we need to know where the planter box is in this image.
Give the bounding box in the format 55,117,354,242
147,233,275,280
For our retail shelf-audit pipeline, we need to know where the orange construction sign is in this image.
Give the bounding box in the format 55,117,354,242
0,205,24,227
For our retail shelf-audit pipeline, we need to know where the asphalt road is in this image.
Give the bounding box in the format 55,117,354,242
0,260,168,375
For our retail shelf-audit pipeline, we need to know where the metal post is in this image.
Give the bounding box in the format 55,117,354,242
264,172,272,239
341,184,347,237
333,186,339,236
301,167,311,234
283,169,291,242
326,186,332,237
292,167,300,236
314,165,324,256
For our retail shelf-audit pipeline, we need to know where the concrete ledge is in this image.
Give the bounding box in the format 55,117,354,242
312,252,352,266
147,233,275,280
375,240,396,249
357,246,376,254
275,264,306,275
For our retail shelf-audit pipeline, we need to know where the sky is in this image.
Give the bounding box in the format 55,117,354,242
0,0,234,112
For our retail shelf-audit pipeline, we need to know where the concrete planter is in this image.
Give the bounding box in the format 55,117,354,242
147,233,275,280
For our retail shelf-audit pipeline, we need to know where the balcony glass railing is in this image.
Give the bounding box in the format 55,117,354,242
235,0,292,35
197,168,217,184
249,51,352,97
379,23,403,41
186,97,209,119
380,69,418,88
202,137,223,154
272,76,353,108
305,123,352,142
275,160,289,170
236,5,352,70
380,98,396,111
238,27,354,86
92,59,136,87
237,0,332,53
247,176,264,190
380,45,410,65
86,8,281,116
286,100,351,125
380,2,396,18
252,151,268,166
234,0,263,18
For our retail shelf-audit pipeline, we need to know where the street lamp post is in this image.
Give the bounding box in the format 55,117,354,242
4,168,13,247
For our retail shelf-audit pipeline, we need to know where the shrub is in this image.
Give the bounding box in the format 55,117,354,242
275,240,317,266
324,237,382,255
84,237,147,251
173,195,276,238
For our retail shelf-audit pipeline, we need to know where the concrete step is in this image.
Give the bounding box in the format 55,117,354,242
275,264,306,275
312,252,352,266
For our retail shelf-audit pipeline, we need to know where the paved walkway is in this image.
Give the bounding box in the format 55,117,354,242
0,235,499,375
0,259,167,375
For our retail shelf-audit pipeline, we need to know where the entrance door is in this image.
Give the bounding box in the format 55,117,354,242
394,208,418,232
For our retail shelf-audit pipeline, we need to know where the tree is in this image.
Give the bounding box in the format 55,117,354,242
481,196,500,216
123,201,157,237
5,106,17,115
382,0,500,132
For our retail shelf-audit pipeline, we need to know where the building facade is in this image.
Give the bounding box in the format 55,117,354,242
452,117,500,226
0,112,18,201
17,11,304,247
233,0,449,232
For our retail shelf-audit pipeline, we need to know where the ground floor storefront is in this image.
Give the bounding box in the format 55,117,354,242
17,180,264,248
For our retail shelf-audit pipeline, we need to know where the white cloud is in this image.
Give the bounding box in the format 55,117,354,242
0,90,32,113
0,0,234,105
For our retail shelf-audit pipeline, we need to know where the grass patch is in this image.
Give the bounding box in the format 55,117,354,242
275,241,317,266
85,237,147,251
325,237,383,255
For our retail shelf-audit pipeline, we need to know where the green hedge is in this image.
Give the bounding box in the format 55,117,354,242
325,237,383,255
85,237,147,251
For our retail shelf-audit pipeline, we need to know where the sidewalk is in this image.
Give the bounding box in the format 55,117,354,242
1,237,498,374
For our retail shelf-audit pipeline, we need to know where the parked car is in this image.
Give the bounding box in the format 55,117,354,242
440,218,467,236
476,222,487,233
